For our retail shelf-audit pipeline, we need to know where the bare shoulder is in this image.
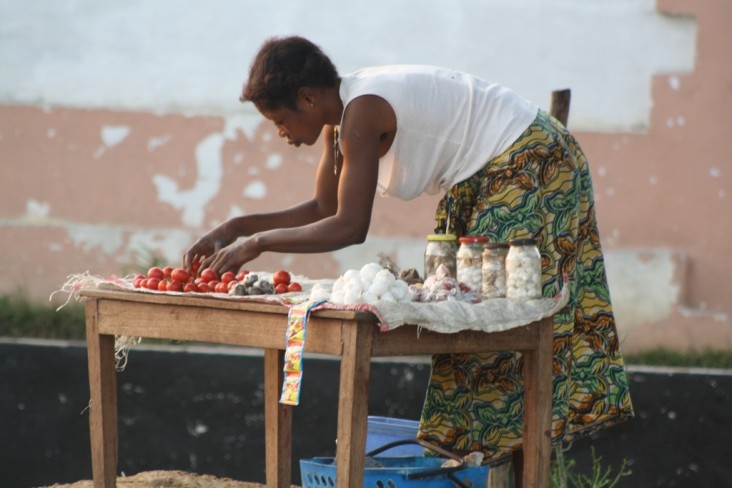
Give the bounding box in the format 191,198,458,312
342,95,396,135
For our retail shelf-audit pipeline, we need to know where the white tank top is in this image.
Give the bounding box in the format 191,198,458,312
338,65,539,200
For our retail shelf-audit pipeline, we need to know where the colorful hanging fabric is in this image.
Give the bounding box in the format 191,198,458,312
279,300,325,406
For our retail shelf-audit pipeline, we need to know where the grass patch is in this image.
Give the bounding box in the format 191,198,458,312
624,348,732,370
0,293,85,340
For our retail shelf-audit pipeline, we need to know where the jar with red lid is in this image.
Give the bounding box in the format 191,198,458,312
456,235,488,292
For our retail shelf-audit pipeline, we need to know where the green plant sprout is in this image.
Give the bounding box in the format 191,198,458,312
551,443,632,488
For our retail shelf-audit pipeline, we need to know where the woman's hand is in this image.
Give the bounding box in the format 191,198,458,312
201,238,261,276
183,223,235,272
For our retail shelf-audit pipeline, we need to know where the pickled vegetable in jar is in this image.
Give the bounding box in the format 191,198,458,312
457,235,487,292
424,234,458,280
481,242,509,299
506,238,542,299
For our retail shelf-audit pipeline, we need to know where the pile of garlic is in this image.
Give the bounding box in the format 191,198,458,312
309,262,411,305
409,264,481,303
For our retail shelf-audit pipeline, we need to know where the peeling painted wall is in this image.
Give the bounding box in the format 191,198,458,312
1,0,730,352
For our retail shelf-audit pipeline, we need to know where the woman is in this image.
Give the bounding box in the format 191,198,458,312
184,35,634,481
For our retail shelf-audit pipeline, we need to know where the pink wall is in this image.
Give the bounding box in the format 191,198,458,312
1,0,730,352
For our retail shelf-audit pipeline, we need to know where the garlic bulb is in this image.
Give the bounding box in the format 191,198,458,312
360,262,383,284
309,282,332,302
328,262,412,305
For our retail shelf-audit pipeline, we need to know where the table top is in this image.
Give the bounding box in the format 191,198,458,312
79,287,376,321
79,287,550,357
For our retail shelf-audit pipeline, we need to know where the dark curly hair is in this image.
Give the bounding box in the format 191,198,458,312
240,36,340,111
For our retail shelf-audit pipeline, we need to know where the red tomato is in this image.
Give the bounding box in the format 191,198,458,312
227,280,239,291
220,271,235,285
197,282,211,293
272,270,291,286
158,279,169,291
138,278,148,289
208,279,220,290
215,282,228,293
147,267,164,280
275,283,288,294
183,282,199,293
146,277,161,290
200,268,218,283
287,282,302,293
171,268,190,283
163,266,174,279
235,270,249,281
167,280,184,292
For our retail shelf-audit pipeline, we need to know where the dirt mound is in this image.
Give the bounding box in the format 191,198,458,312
42,470,300,488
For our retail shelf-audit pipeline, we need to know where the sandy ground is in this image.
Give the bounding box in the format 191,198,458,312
42,470,300,488
42,466,509,488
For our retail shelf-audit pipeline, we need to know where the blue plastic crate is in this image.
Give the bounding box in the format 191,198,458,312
300,456,488,488
300,439,489,488
366,416,423,457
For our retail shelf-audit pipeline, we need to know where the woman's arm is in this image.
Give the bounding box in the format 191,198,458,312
183,126,338,268
199,96,396,274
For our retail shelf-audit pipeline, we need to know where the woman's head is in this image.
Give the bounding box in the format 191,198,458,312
241,36,339,112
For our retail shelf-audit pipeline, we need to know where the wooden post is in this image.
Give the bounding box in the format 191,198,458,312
85,299,119,488
550,89,571,126
334,320,374,488
520,317,555,487
264,348,292,488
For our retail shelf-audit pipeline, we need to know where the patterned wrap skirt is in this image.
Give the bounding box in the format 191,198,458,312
416,109,634,459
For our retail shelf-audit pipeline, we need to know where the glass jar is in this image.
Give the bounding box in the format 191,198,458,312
457,236,488,292
506,238,542,299
424,234,458,280
481,242,509,299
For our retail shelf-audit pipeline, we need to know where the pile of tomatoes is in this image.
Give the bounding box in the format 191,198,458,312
132,265,302,295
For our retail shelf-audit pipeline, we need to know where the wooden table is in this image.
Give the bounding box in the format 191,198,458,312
81,289,554,488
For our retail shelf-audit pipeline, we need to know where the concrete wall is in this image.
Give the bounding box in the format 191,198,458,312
1,0,730,352
3,341,732,487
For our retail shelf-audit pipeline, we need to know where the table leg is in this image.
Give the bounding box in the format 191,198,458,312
85,300,118,488
264,348,292,488
521,317,554,488
334,321,374,488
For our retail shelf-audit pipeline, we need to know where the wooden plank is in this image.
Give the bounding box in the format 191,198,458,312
264,349,291,488
550,89,571,126
370,322,541,356
92,300,344,354
95,299,288,347
79,288,374,322
80,289,288,314
519,317,554,488
85,299,118,488
334,320,374,488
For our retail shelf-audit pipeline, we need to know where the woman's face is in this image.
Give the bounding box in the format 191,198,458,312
259,99,321,148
